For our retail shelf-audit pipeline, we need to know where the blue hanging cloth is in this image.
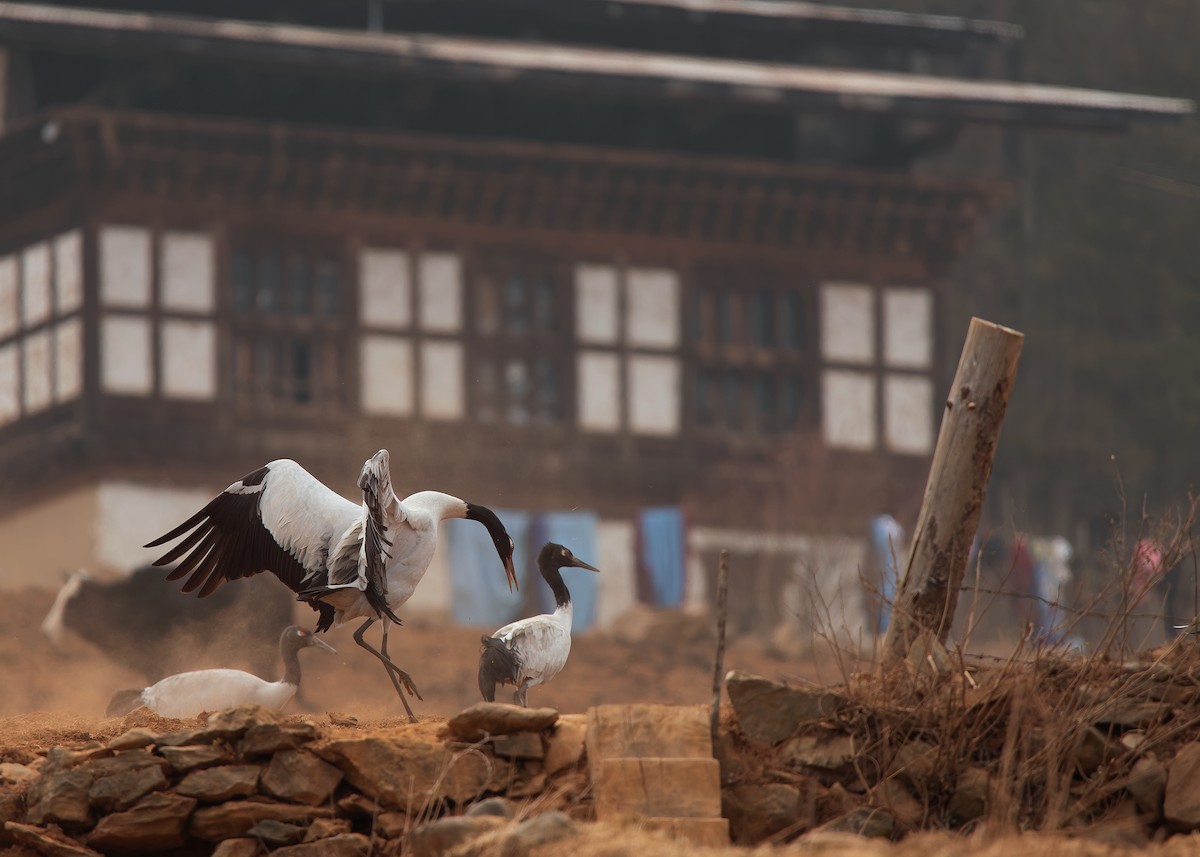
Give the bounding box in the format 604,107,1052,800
637,506,686,607
531,511,600,633
448,509,532,627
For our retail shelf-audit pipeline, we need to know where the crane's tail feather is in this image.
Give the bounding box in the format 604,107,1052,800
297,584,402,628
478,635,522,703
314,603,336,634
106,688,147,718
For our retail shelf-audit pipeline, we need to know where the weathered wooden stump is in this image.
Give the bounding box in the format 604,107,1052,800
884,317,1024,666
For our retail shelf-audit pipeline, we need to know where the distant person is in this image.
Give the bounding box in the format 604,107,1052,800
1128,538,1166,650
1032,536,1076,646
1132,538,1165,601
1008,535,1037,631
868,514,905,635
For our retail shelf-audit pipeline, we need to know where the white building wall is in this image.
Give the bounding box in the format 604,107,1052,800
691,526,870,643
420,340,464,419
575,264,619,344
884,375,934,454
95,483,218,573
0,343,18,425
626,268,679,349
577,351,621,433
821,283,875,365
360,248,411,329
595,520,637,628
161,320,217,400
100,226,151,309
418,253,462,333
0,255,16,338
101,316,153,395
0,486,99,588
160,232,215,313
627,355,680,436
360,335,413,416
22,329,52,414
54,318,82,403
55,230,83,315
21,243,51,327
822,369,876,451
883,287,933,369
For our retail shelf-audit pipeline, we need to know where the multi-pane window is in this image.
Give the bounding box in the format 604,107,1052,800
231,244,346,408
688,277,816,435
0,230,83,426
473,263,567,426
233,253,340,318
574,263,681,437
819,282,934,454
94,224,218,403
357,246,465,420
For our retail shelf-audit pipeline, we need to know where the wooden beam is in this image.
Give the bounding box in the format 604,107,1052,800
883,316,1023,665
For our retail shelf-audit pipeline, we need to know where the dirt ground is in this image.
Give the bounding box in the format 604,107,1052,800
0,584,825,734
7,586,1200,855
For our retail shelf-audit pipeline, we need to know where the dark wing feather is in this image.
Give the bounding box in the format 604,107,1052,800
357,457,400,624
145,468,309,598
478,635,522,702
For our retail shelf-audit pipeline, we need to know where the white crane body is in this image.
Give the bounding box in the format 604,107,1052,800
140,669,299,719
145,449,517,721
107,626,335,719
479,543,598,707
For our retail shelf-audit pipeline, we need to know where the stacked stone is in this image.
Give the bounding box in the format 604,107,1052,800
0,702,588,856
720,669,1200,848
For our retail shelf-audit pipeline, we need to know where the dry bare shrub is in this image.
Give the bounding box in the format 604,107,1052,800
769,497,1200,840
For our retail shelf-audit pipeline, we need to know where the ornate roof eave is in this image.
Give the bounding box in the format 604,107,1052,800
0,107,1009,271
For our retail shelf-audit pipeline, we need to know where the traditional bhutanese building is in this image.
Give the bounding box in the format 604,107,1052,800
0,1,1189,636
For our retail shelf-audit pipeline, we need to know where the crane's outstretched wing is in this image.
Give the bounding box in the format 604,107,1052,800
145,460,355,610
355,450,402,625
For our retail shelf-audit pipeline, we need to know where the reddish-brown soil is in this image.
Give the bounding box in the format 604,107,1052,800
7,587,1200,855
0,585,827,747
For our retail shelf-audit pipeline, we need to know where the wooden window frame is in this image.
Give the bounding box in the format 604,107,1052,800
464,250,574,429
685,267,819,437
225,233,354,414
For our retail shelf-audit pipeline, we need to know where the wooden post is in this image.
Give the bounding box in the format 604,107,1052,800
883,317,1024,666
710,549,730,747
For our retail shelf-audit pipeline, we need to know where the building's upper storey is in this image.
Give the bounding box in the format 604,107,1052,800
0,1,1190,170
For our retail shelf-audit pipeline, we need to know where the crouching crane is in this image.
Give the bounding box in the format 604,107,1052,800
145,449,517,721
107,625,335,718
478,542,599,707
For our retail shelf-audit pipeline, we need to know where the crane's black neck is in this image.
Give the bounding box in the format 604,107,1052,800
280,634,305,686
541,563,571,610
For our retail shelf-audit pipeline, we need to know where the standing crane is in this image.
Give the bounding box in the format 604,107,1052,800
478,542,599,707
145,449,517,721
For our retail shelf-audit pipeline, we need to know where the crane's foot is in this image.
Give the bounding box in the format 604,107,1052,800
354,617,423,722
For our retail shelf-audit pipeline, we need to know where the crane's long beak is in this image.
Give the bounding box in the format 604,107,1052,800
570,558,601,573
310,637,338,655
504,553,519,592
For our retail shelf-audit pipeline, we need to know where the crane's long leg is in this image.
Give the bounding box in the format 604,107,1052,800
378,620,420,723
352,618,420,722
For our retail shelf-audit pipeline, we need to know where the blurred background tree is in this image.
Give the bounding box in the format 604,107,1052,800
883,0,1199,543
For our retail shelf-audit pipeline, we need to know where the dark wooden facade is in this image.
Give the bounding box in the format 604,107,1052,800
0,107,994,531
0,0,1186,550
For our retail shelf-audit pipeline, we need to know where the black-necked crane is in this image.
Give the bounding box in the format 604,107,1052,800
478,542,599,707
144,449,517,721
105,625,335,718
